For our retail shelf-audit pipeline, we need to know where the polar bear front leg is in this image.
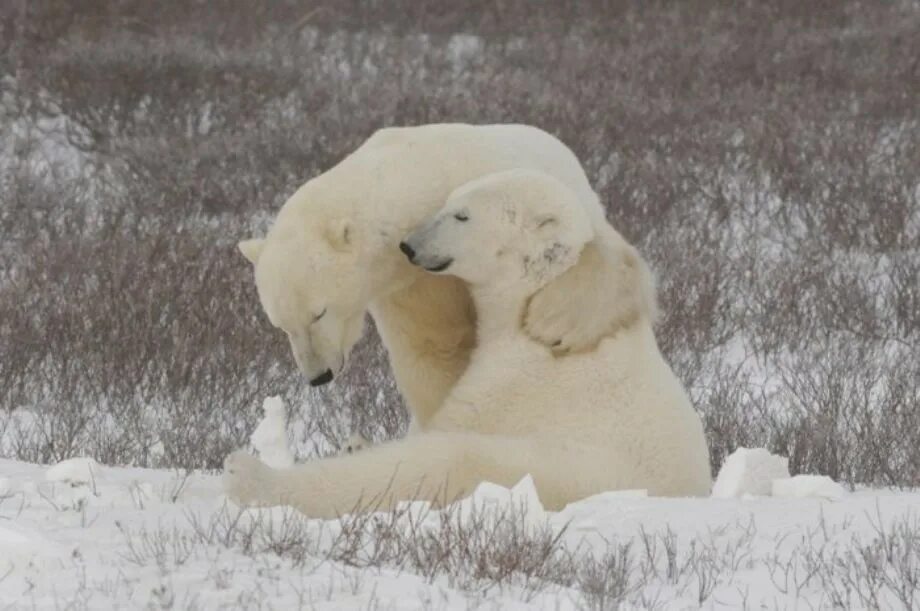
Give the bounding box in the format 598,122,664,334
369,275,476,429
223,433,573,518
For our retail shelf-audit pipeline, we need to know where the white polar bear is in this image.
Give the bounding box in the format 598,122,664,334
224,170,711,516
237,124,647,431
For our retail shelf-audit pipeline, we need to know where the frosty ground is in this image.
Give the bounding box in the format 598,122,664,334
2,454,919,610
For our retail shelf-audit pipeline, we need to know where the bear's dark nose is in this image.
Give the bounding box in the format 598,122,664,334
399,241,416,263
309,369,334,387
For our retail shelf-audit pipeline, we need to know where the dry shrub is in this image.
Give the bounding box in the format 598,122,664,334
117,498,920,608
0,0,918,485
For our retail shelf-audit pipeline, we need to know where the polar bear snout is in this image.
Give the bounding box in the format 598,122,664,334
288,332,344,387
309,369,334,386
400,226,454,273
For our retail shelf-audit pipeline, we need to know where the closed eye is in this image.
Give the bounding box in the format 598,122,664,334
312,307,327,323
454,212,469,222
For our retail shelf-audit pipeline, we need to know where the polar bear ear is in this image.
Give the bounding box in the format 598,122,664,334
521,211,593,283
324,217,353,252
238,238,266,265
522,233,658,355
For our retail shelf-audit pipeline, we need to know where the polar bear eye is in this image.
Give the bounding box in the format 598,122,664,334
454,212,469,222
312,307,327,323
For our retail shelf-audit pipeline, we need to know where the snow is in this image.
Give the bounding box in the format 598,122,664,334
711,447,791,498
45,457,102,485
249,395,295,468
1,455,918,609
773,474,847,500
451,475,546,530
711,448,848,502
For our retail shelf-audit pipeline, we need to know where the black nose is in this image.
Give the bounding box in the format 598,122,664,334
399,241,416,262
309,369,334,387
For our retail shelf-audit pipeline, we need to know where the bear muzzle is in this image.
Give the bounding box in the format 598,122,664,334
400,234,452,272
424,258,453,272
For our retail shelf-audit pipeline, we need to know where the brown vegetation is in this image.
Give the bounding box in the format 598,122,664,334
1,1,918,484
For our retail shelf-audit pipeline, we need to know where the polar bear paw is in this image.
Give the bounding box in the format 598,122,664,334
223,450,276,507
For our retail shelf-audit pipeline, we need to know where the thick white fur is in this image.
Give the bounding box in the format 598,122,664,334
238,124,645,428
224,170,712,517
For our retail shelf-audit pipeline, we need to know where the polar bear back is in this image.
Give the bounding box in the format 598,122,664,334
342,124,604,227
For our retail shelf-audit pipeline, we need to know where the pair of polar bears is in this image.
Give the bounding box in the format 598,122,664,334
225,124,711,517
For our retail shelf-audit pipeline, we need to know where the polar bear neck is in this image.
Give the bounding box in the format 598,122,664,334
469,283,538,344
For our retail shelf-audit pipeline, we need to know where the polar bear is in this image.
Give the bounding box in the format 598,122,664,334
224,170,711,516
237,124,646,431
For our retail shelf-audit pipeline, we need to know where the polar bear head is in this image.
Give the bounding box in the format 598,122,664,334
238,185,371,387
400,170,594,292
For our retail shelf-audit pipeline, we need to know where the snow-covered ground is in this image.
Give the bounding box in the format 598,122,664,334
1,452,918,610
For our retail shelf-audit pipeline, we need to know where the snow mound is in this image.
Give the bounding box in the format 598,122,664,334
250,395,295,468
45,457,102,485
712,447,790,498
772,475,846,500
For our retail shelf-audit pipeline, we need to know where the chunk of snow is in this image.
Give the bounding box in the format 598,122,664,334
0,476,10,496
772,475,846,500
451,474,545,529
712,447,790,498
46,457,101,485
250,396,295,468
